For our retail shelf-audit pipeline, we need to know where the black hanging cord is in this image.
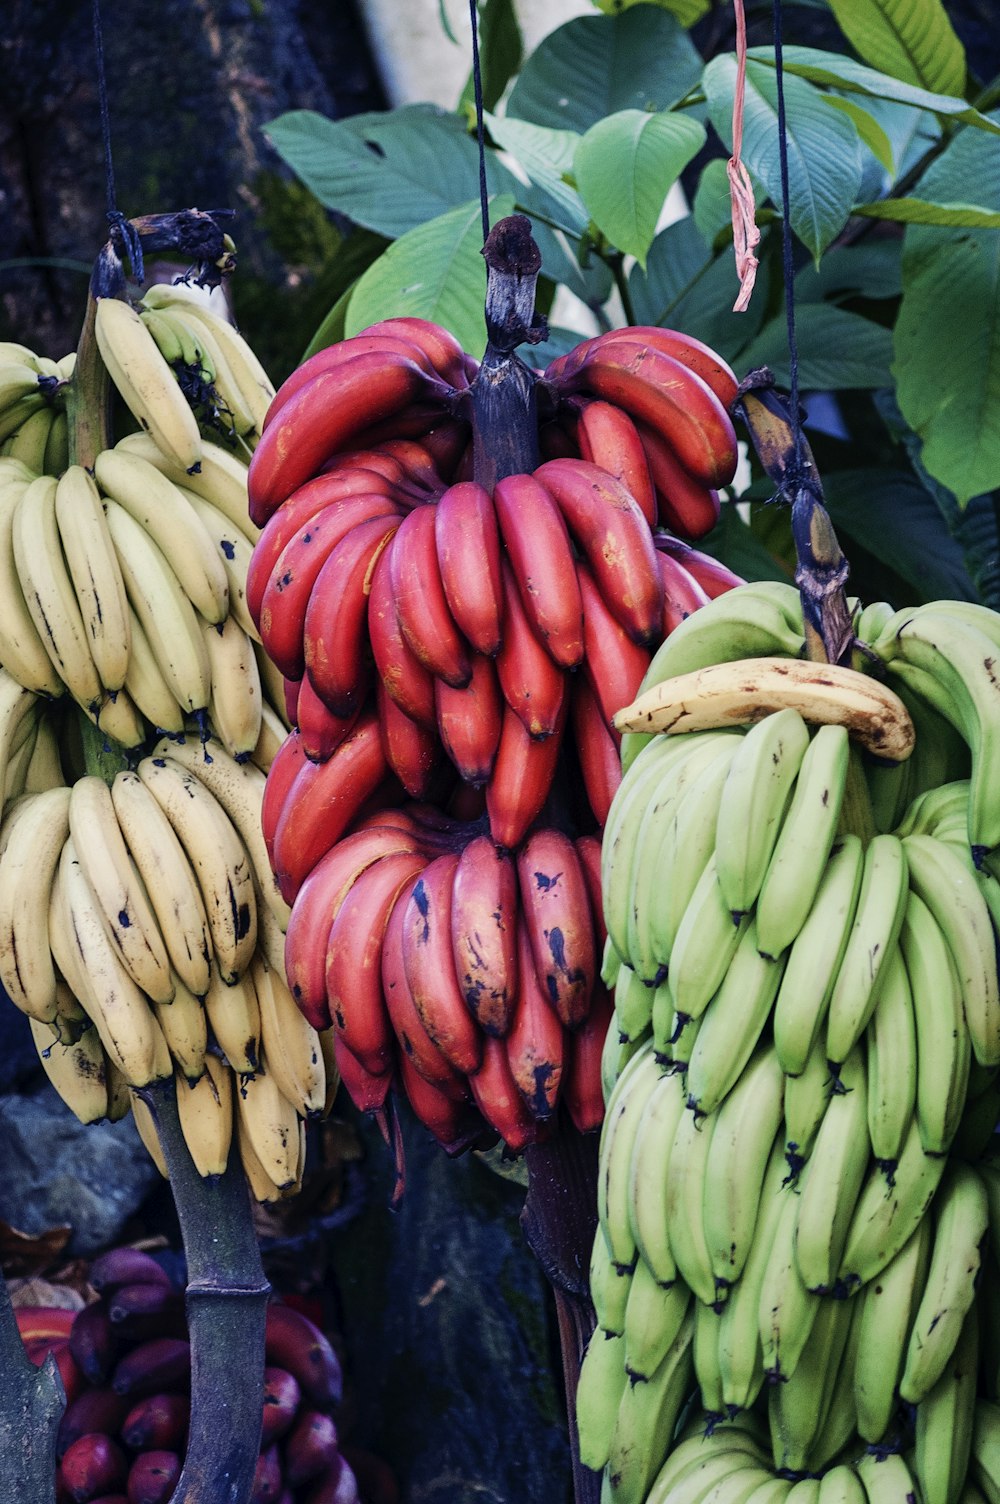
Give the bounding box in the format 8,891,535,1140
92,0,144,282
468,0,491,245
772,0,803,484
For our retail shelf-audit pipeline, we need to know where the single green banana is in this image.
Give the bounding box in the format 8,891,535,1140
853,1215,932,1443
685,917,787,1118
855,1451,920,1504
714,707,812,920
644,1426,771,1504
664,855,749,1024
900,888,972,1156
895,779,971,840
576,1326,629,1472
837,1112,948,1294
666,1103,724,1307
772,834,864,1076
605,1307,696,1504
913,1303,978,1504
817,1466,867,1504
756,1168,819,1387
627,1064,688,1287
865,943,917,1171
693,1296,725,1420
623,1263,692,1381
615,962,656,1044
702,1043,785,1292
767,1292,854,1473
783,1033,834,1180
755,723,850,959
970,1397,1000,1504
825,833,909,1070
590,1224,634,1337
792,1043,870,1294
598,1039,664,1270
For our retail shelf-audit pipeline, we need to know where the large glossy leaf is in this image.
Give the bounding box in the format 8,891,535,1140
854,198,1000,227
893,119,1000,506
264,107,520,239
793,242,902,303
591,0,710,26
703,56,863,262
506,10,703,134
822,469,977,602
748,46,1000,136
825,0,965,98
344,196,516,358
741,304,894,389
574,110,706,265
484,114,586,231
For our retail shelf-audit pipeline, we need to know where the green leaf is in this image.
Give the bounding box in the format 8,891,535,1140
484,114,586,231
793,241,902,303
574,110,706,266
628,216,770,365
264,106,520,240
344,196,516,358
854,197,1000,227
703,56,863,261
748,46,1000,136
507,9,703,134
697,501,794,585
822,469,977,602
590,0,710,27
741,303,894,389
893,118,1000,505
822,96,895,171
459,0,523,113
825,0,965,98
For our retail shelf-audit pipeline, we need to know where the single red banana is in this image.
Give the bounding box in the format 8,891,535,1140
261,729,310,866
326,849,428,1076
411,418,471,482
261,334,443,433
69,1300,116,1385
53,1345,86,1408
111,1337,191,1398
517,827,595,1030
396,1050,485,1154
283,820,425,1027
284,1409,341,1488
382,876,471,1096
505,923,565,1120
534,458,663,646
433,481,504,656
388,507,472,688
494,560,567,740
657,549,713,636
551,325,740,409
575,833,608,952
333,1033,394,1114
302,515,399,714
120,1391,190,1451
300,1454,363,1504
361,316,470,388
250,1444,283,1503
492,471,584,668
485,696,568,852
125,1449,181,1504
576,558,653,730
296,674,361,764
283,676,301,726
569,675,623,830
105,1282,186,1343
570,398,657,525
572,340,738,488
348,401,459,451
468,1035,545,1153
258,500,403,680
434,653,503,787
654,533,744,598
400,852,484,1075
376,680,441,798
271,712,389,903
449,834,519,1038
263,1301,343,1410
637,419,723,539
260,1366,301,1447
248,352,450,521
57,1389,131,1458
318,447,420,491
368,546,437,728
247,473,406,627
338,1446,400,1504
59,1433,128,1503
562,981,613,1133
89,1248,172,1295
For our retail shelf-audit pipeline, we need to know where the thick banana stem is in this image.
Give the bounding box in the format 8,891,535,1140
469,214,544,488
0,1274,62,1504
136,1076,270,1504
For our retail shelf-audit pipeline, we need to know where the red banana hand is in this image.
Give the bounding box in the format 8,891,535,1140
534,458,663,646
434,653,503,787
302,514,400,714
400,852,484,1075
433,481,504,656
550,325,739,409
493,471,584,669
449,833,519,1037
516,827,596,1030
388,507,472,688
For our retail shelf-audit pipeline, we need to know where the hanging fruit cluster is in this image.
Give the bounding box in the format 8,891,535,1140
247,216,747,1154
16,1247,388,1504
576,564,1000,1504
0,230,346,1204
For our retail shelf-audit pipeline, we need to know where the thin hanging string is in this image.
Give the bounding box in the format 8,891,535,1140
468,0,490,244
727,0,760,312
92,0,143,282
772,0,804,480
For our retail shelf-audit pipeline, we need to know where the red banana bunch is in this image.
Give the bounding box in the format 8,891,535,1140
19,1250,389,1504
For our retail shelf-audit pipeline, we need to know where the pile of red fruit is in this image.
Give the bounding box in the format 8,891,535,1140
247,305,744,1153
